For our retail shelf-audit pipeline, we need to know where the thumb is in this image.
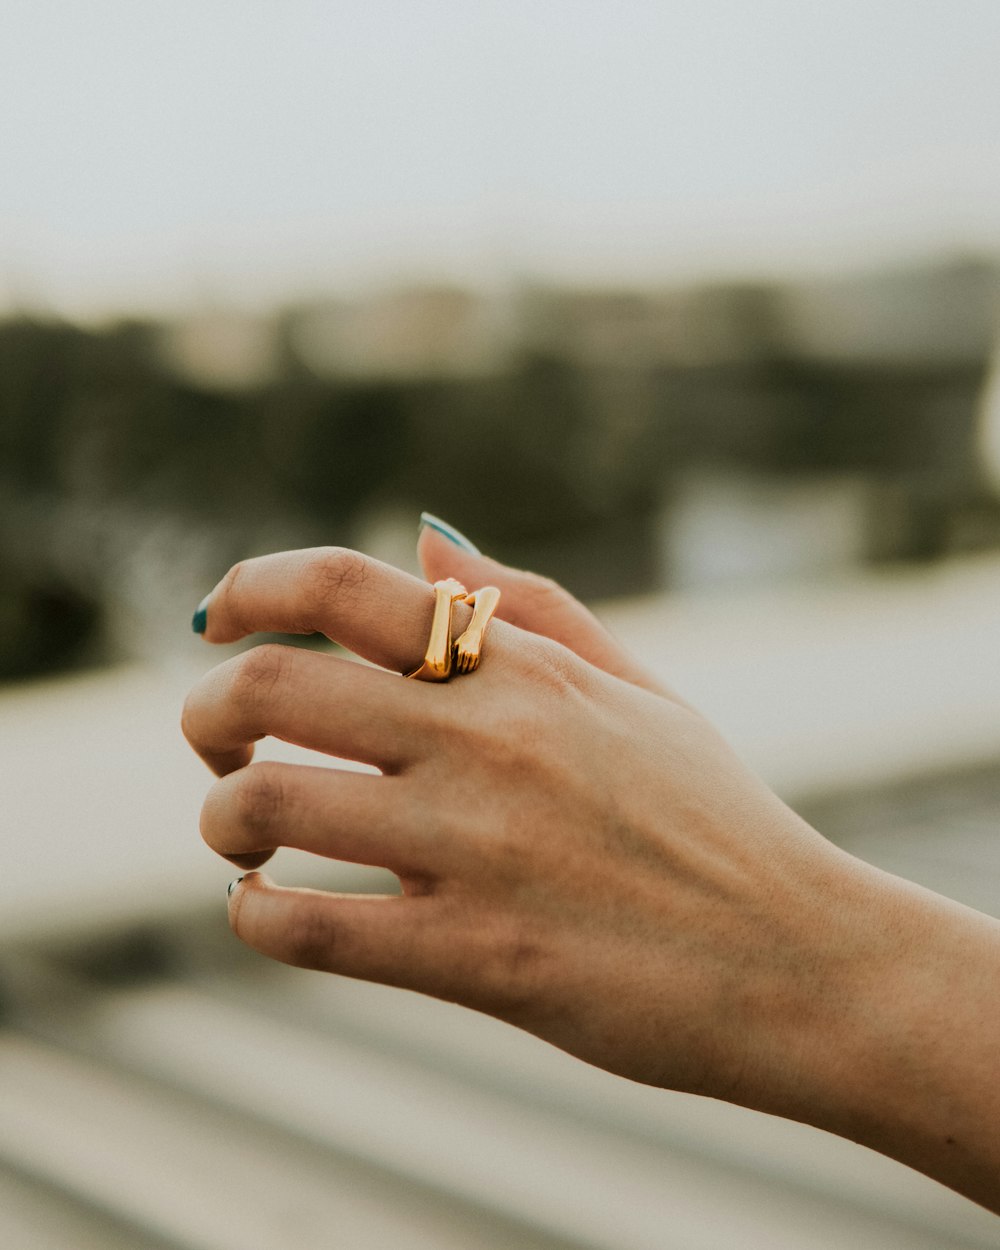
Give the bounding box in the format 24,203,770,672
416,513,671,696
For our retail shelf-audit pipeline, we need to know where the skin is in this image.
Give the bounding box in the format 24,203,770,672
182,530,1000,1213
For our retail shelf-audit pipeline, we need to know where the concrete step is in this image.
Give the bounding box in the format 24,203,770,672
9,977,997,1250
0,1026,575,1250
0,1162,181,1250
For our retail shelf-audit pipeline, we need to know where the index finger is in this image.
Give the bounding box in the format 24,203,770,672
195,547,472,674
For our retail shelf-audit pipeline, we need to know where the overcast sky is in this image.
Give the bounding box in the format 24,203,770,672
2,0,999,319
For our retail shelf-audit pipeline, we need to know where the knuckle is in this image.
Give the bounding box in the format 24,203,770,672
473,918,548,1015
518,634,590,696
284,903,338,971
219,560,250,623
301,547,370,614
221,560,246,593
228,644,293,717
231,763,287,843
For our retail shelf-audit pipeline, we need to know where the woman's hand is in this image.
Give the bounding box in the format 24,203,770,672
182,540,1000,1212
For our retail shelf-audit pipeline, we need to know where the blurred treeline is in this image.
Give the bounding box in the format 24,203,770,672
1,256,999,681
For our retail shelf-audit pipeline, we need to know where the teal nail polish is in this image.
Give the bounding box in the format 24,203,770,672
419,512,481,556
191,595,209,635
227,877,243,897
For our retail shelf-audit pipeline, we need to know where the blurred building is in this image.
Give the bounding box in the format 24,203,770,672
2,255,1000,678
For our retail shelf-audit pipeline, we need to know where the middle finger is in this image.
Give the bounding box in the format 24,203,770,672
182,644,442,776
201,762,449,879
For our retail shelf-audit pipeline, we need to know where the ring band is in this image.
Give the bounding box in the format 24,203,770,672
405,579,467,681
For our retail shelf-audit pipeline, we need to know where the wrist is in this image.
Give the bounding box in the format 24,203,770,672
744,842,1000,1208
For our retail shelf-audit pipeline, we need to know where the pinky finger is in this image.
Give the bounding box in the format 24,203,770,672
227,872,442,992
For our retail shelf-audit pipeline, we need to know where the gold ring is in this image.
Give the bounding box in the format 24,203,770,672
452,586,501,675
405,579,467,681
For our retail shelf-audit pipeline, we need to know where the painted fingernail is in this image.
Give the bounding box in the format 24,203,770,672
227,877,243,897
419,512,481,556
191,594,210,635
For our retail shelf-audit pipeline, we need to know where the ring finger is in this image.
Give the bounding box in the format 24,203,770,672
201,761,449,880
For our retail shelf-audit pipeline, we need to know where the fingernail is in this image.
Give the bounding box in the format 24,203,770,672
191,594,210,635
419,512,481,556
227,877,243,898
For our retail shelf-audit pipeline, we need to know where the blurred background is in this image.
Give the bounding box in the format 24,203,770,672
1,2,999,1247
